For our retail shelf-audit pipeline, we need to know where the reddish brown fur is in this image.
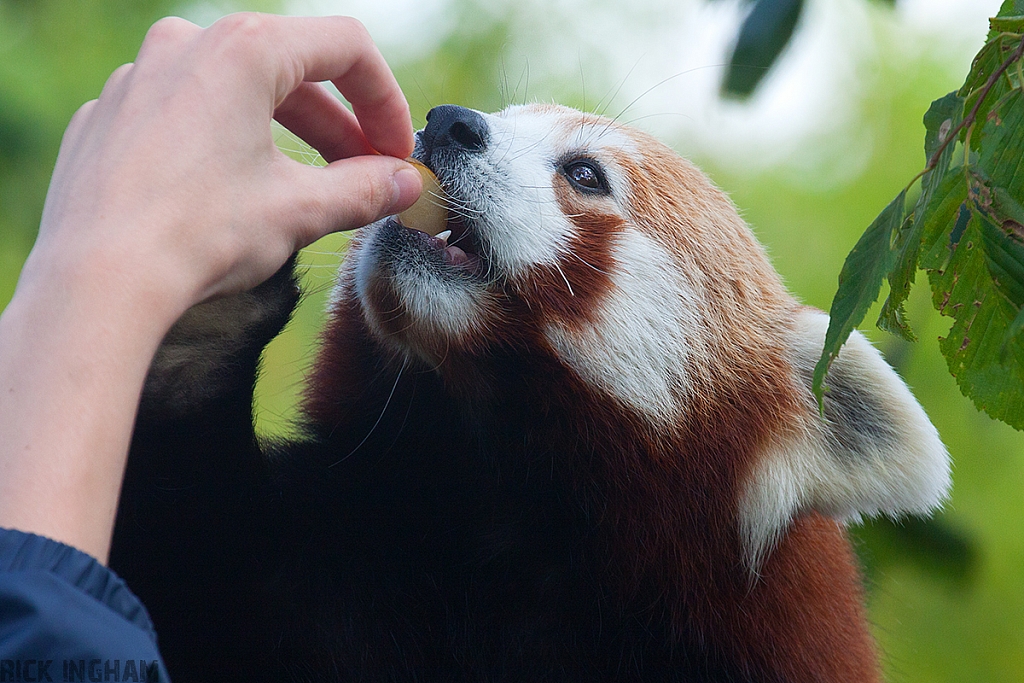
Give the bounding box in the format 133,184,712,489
307,279,879,681
610,132,879,679
303,110,881,681
514,179,620,330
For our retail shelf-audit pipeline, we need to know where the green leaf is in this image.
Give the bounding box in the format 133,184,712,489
926,210,1024,429
722,0,805,98
813,190,907,406
990,16,1024,36
919,172,970,271
922,92,966,166
876,292,915,341
992,185,1024,227
878,93,965,341
821,5,1024,431
977,90,1024,197
876,211,919,342
960,39,1008,143
998,0,1024,15
991,1,1024,41
920,87,1024,428
974,180,1024,356
979,209,1024,307
1003,304,1024,354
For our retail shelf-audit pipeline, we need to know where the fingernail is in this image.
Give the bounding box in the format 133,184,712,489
391,166,423,213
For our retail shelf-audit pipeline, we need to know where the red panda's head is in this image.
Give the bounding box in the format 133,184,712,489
332,103,950,574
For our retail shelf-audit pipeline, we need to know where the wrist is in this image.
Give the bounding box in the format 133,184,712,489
18,232,193,335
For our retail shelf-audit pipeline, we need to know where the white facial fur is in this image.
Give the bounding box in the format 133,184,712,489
448,106,573,274
352,224,492,359
469,105,641,275
544,227,706,424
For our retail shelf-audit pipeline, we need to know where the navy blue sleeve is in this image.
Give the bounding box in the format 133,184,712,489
0,527,170,682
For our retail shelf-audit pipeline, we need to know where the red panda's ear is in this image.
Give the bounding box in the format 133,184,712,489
739,308,951,572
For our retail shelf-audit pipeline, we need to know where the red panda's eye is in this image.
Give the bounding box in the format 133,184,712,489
570,164,598,187
563,160,608,195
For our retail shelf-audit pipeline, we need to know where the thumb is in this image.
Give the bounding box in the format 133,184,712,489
285,155,422,247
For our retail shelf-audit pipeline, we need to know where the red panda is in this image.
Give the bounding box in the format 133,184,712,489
111,103,950,682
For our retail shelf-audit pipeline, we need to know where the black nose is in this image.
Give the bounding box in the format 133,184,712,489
421,105,488,157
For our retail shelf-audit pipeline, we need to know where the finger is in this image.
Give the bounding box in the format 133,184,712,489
136,16,202,61
277,155,422,246
47,99,100,181
274,82,375,163
208,14,414,158
97,63,135,98
345,86,413,160
62,99,99,143
87,63,134,122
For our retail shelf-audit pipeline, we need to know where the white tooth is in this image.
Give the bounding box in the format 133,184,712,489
436,229,452,244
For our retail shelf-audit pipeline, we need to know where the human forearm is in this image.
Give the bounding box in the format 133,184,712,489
0,253,174,562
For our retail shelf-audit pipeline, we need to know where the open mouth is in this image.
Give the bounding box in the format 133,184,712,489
394,161,484,276
434,213,480,269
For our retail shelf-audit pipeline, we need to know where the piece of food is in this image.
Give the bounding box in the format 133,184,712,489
398,160,449,237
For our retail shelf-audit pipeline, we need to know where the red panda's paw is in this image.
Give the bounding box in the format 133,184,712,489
139,258,300,422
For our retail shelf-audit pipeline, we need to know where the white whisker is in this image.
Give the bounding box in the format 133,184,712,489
570,251,609,275
554,262,575,297
328,358,408,467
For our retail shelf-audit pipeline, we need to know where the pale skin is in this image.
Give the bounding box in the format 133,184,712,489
0,13,423,563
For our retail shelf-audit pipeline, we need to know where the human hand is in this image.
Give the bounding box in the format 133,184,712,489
0,13,420,561
26,12,421,319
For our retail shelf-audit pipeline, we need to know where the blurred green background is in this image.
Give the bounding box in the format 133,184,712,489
1,0,1021,679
